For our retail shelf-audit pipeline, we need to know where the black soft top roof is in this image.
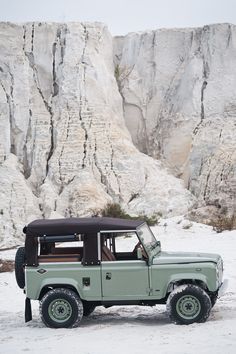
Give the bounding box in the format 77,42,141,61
24,217,145,237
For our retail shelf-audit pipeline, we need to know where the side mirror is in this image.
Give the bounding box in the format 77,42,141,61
137,248,142,260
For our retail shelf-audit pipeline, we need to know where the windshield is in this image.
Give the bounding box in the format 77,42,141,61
136,223,158,254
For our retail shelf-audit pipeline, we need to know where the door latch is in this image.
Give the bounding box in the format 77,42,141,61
106,272,112,280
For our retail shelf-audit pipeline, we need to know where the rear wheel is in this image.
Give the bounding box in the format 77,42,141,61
167,284,212,325
40,288,83,328
15,247,26,289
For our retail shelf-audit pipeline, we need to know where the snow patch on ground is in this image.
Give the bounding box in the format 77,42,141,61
0,219,236,353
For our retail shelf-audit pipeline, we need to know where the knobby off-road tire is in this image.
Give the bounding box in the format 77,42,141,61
167,284,212,325
40,288,83,328
15,247,26,289
82,302,96,316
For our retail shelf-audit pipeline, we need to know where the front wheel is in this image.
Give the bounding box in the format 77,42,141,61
40,288,83,328
167,284,212,325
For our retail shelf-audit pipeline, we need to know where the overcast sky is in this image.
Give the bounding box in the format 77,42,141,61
0,0,235,35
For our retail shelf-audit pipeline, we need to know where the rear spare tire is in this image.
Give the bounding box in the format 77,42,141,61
15,247,26,289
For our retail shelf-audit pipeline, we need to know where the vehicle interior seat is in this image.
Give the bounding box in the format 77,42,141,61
102,245,116,261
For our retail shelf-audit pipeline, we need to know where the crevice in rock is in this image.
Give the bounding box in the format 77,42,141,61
93,137,109,193
24,51,53,115
199,158,204,176
128,193,140,203
22,25,26,52
52,41,59,97
227,24,232,48
203,60,210,79
46,113,55,177
58,103,71,194
79,24,89,169
82,131,88,168
109,135,121,201
81,24,88,65
193,28,210,136
22,109,33,179
24,29,54,178
219,129,222,140
115,64,135,92
203,170,211,200
193,80,207,135
128,172,148,204
52,25,67,98
203,154,213,201
31,23,35,52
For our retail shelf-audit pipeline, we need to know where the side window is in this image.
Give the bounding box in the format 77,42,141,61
39,234,84,262
115,232,139,253
101,232,141,261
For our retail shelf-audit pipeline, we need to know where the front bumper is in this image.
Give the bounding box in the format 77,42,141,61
218,279,228,298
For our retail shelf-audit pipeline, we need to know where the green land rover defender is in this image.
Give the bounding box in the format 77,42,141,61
15,217,227,328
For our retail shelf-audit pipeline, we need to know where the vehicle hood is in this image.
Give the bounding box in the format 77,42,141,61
152,251,221,265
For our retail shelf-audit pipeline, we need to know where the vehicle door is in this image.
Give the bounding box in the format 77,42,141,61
100,231,150,300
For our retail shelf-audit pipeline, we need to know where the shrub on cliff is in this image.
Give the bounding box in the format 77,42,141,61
97,203,160,226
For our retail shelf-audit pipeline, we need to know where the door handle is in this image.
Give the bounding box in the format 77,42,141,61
106,272,112,280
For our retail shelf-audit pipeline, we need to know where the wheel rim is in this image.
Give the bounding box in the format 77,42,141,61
176,295,201,320
48,299,72,323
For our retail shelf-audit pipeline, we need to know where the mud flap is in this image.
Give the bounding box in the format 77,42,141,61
25,297,32,322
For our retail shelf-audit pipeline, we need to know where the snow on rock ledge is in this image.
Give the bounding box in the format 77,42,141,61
0,22,193,246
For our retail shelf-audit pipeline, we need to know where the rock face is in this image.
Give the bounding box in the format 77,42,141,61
0,22,193,247
114,24,236,215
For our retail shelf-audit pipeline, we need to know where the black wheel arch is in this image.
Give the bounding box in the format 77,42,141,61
38,284,80,300
167,278,209,294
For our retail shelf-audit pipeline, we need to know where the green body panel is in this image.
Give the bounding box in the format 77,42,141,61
25,253,221,301
152,251,220,265
25,263,101,300
101,260,150,300
150,262,218,299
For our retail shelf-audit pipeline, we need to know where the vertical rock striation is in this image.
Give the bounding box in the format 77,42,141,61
114,24,236,214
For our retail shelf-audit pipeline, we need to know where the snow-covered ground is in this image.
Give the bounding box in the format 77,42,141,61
0,218,236,354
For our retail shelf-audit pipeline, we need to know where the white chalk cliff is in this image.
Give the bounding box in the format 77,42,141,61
0,22,235,246
0,22,195,246
114,23,236,216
